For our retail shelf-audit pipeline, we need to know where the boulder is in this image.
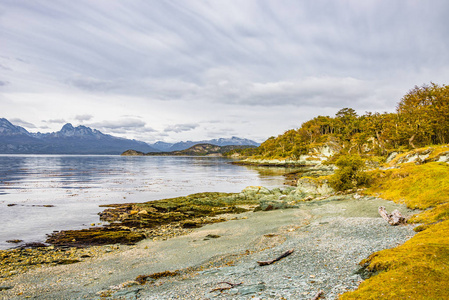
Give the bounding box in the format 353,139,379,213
293,177,334,199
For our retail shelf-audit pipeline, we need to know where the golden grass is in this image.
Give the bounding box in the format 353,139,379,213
409,202,449,225
340,220,449,300
366,162,449,209
340,147,449,299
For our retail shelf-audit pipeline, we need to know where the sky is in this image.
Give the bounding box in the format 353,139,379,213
1,0,449,143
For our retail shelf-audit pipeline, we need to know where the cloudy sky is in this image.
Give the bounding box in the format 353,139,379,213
1,0,449,143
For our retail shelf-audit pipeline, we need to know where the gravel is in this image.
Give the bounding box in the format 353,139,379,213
0,195,417,300
142,216,415,299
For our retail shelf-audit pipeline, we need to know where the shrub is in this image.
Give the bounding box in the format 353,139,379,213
330,154,368,191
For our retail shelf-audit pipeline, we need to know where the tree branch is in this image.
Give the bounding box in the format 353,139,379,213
257,249,294,266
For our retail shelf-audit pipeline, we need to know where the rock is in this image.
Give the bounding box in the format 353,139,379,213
435,151,449,163
294,177,334,199
180,220,201,228
256,199,295,211
204,234,220,239
6,239,23,244
395,148,433,164
242,186,272,196
386,152,399,163
112,287,142,298
238,283,266,295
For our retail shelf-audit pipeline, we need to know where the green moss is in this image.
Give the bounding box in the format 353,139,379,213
46,228,146,247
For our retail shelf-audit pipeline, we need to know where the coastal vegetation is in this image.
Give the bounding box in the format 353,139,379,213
244,83,449,160
230,82,449,299
341,147,449,299
1,82,447,298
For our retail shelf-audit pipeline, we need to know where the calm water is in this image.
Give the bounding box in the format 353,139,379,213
0,155,288,249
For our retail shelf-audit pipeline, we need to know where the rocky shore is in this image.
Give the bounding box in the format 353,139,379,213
0,185,417,299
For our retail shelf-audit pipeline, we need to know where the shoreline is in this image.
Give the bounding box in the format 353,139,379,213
0,193,417,299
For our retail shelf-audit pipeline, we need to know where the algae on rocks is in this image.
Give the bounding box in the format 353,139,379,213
46,188,306,247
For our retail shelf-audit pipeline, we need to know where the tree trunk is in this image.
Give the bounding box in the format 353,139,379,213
408,134,416,149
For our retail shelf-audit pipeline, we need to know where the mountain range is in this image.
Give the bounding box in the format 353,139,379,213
0,118,259,154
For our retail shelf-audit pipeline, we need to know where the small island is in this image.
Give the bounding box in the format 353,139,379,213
121,143,257,157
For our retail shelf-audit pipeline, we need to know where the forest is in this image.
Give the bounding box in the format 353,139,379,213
247,82,449,160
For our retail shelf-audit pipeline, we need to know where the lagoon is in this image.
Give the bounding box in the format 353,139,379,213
0,155,289,249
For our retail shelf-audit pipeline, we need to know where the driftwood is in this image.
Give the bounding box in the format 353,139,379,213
210,281,243,292
311,290,324,300
378,206,406,225
257,249,294,266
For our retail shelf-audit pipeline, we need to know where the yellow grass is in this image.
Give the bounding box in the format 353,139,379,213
366,162,449,209
340,220,449,300
340,146,449,299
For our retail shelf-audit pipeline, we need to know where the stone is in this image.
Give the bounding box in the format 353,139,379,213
112,287,142,298
6,239,23,244
295,177,334,198
238,283,266,295
385,152,398,163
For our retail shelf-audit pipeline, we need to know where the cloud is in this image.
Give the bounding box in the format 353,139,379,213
43,118,66,124
75,114,93,122
88,118,147,130
66,76,116,92
10,118,37,128
1,1,449,142
164,123,199,133
200,73,373,108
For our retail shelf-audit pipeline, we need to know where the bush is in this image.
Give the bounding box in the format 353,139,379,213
330,154,368,191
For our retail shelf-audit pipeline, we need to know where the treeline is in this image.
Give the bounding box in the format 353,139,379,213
252,82,449,159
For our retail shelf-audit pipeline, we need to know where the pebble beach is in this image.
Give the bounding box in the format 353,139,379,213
0,194,416,299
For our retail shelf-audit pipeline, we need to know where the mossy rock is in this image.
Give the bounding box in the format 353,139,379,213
46,228,146,247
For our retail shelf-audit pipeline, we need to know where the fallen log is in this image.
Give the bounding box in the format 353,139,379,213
257,249,294,266
378,206,406,225
311,290,324,300
210,281,243,292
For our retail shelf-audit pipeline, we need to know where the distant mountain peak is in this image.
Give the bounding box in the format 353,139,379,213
0,117,158,154
61,123,74,132
0,118,30,136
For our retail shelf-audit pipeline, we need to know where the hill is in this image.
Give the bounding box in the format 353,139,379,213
0,118,158,154
122,144,256,156
244,83,449,161
150,137,259,152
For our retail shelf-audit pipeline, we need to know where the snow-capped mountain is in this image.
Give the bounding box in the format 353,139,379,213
0,118,157,154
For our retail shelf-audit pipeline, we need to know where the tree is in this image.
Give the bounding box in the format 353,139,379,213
396,83,449,147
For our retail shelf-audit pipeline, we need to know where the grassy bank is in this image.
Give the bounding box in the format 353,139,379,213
341,148,449,299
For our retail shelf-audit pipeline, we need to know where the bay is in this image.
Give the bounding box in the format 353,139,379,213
0,155,290,249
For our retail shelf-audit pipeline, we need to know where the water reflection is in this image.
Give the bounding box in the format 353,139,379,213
0,155,290,249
